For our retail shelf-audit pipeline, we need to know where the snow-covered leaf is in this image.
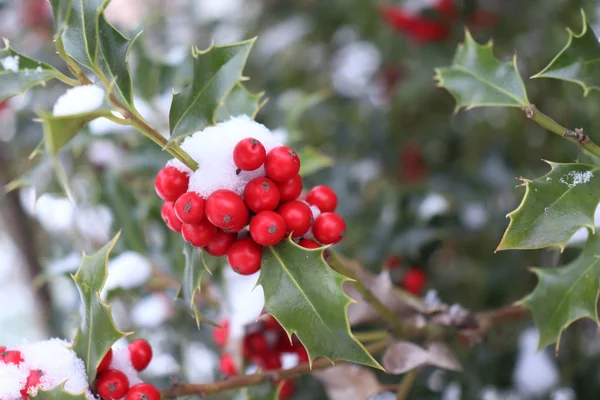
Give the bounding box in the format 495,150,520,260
59,0,104,68
314,364,381,400
169,39,255,139
435,30,529,110
72,233,127,382
296,146,335,177
258,239,382,369
497,162,600,251
532,11,600,95
216,83,265,122
383,341,462,374
31,384,88,400
0,42,59,102
522,232,600,351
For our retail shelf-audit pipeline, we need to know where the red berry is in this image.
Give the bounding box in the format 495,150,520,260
174,192,205,224
182,220,217,247
213,319,229,348
1,350,24,365
126,383,161,400
128,339,153,372
298,239,321,249
227,238,263,275
155,166,189,202
262,314,282,331
97,348,113,375
20,369,43,399
401,268,427,296
204,230,237,256
233,138,267,171
219,353,238,376
277,379,295,399
312,213,346,245
244,177,281,213
161,202,183,233
0,346,5,353
264,146,301,182
277,175,303,202
96,369,129,400
249,211,287,246
244,332,268,356
205,190,249,232
277,201,312,237
296,345,309,364
259,352,282,370
306,185,338,213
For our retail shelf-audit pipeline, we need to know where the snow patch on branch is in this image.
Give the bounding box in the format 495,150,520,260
53,85,105,117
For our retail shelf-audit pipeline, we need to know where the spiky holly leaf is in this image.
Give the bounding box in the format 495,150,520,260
216,83,265,122
72,233,127,382
59,0,104,68
31,384,88,400
296,146,335,176
258,239,382,370
39,108,113,156
522,232,600,351
497,162,600,251
169,39,255,139
0,41,60,102
532,11,600,95
434,30,529,111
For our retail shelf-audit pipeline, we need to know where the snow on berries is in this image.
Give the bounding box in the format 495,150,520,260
154,115,347,276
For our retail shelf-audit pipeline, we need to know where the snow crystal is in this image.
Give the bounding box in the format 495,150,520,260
459,203,488,231
109,347,143,385
0,363,28,400
1,55,19,72
182,115,283,197
281,353,299,370
551,387,576,400
567,203,600,246
130,294,172,328
256,16,310,59
417,192,450,221
513,328,559,397
74,204,113,244
559,170,594,188
143,352,180,377
166,158,193,175
34,194,75,233
89,116,131,135
53,85,105,117
330,41,381,98
183,342,217,383
223,266,265,341
102,251,152,297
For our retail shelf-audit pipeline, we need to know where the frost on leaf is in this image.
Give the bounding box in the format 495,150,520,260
53,86,106,117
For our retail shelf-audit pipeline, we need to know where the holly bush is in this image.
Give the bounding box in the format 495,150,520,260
2,0,600,399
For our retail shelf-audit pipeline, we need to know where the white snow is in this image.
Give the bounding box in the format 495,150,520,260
182,342,217,383
33,194,75,233
460,202,488,231
166,158,193,175
53,85,105,117
102,251,153,297
194,0,244,21
330,41,381,98
143,352,180,377
1,55,19,72
74,204,113,245
0,363,28,400
550,387,576,400
109,347,143,386
130,294,172,328
559,170,594,188
417,192,450,221
88,116,131,136
567,203,600,246
182,115,283,197
223,266,265,342
513,328,559,397
441,382,462,400
281,352,299,370
256,16,310,59
87,139,129,169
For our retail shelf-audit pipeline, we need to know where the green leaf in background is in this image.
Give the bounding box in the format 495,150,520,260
169,39,255,139
133,45,177,100
72,233,127,382
0,41,60,102
97,14,136,106
31,384,88,400
497,162,600,251
238,385,279,400
178,245,217,328
49,0,73,35
532,11,600,95
40,108,113,156
434,30,529,111
297,146,335,176
60,0,103,68
216,83,265,122
258,239,382,370
522,231,600,351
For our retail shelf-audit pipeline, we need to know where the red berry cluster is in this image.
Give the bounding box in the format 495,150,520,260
95,339,160,400
0,347,41,400
380,0,457,43
155,138,346,275
212,315,305,399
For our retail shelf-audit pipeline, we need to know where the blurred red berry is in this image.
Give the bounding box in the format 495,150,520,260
244,332,269,356
155,166,189,202
97,348,113,375
129,339,153,372
401,268,427,296
219,353,238,376
20,369,43,399
1,350,24,365
213,319,229,348
161,202,183,233
276,379,295,399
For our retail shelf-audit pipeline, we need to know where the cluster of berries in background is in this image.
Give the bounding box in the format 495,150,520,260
155,117,346,276
212,314,305,399
94,339,160,400
385,255,427,296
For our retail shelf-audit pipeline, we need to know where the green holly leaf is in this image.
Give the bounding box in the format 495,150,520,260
60,0,103,68
97,14,136,106
31,384,88,400
40,108,113,156
49,0,73,35
178,244,217,328
169,39,255,139
497,162,600,251
216,83,266,122
296,146,334,176
434,30,529,111
72,233,128,382
522,231,600,351
258,239,382,370
0,41,60,102
532,11,600,96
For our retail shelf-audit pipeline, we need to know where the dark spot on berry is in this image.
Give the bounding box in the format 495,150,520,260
184,202,192,213
109,383,116,392
224,215,232,223
261,181,270,190
251,139,259,145
268,225,277,234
